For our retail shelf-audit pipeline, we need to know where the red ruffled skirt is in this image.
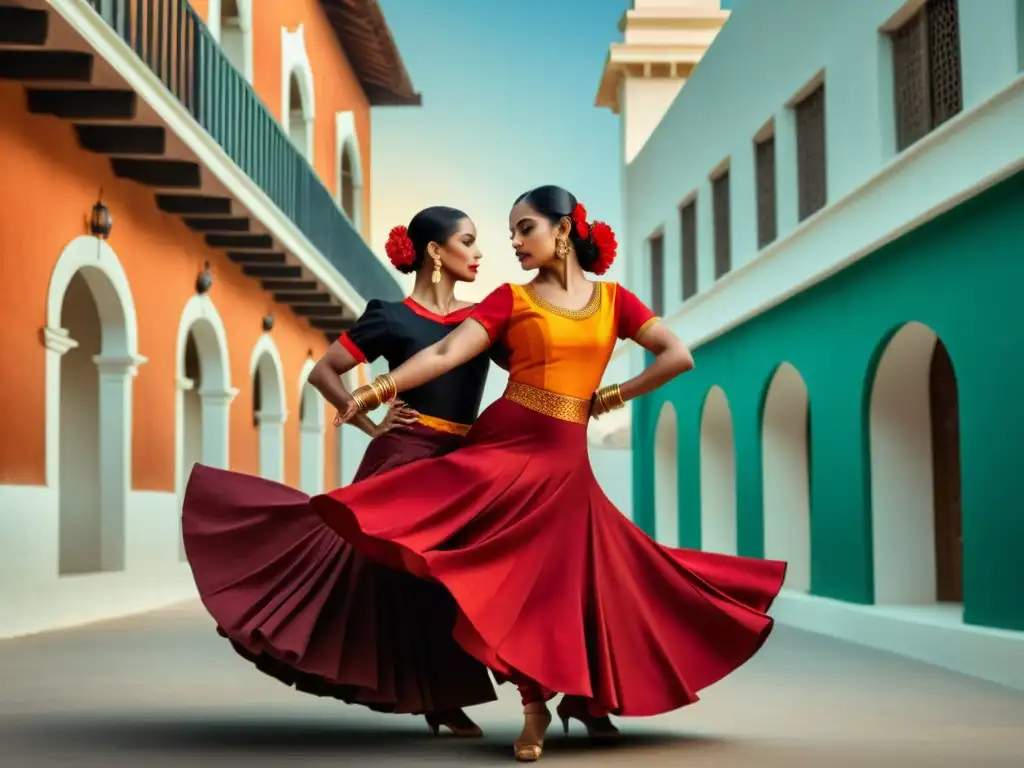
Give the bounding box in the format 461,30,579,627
182,423,496,714
310,397,787,717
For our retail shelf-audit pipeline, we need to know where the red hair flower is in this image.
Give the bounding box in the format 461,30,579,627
571,203,590,239
588,221,617,276
384,225,416,271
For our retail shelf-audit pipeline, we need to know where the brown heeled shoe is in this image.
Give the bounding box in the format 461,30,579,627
514,704,552,762
424,708,483,738
556,696,621,741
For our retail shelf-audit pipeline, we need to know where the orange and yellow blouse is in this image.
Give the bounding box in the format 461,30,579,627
469,282,658,401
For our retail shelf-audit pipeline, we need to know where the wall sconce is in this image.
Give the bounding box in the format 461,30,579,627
262,313,275,332
195,261,213,295
90,190,113,240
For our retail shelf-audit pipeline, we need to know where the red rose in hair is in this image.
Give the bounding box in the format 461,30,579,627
588,221,617,276
384,225,416,271
571,203,590,239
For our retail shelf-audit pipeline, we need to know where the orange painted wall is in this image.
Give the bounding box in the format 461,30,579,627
0,82,338,490
195,0,373,239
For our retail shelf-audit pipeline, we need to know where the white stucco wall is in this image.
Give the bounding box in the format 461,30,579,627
622,0,1023,358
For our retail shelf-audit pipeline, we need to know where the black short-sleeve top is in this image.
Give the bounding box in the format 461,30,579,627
337,298,492,426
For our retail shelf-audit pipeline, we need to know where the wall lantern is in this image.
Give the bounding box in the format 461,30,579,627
195,261,213,295
262,313,275,332
90,191,113,240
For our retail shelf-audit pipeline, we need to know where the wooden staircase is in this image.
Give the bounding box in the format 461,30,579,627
0,4,354,340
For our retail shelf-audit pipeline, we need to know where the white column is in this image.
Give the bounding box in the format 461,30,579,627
198,386,238,470
299,423,324,494
93,353,146,572
42,326,78,488
257,412,286,482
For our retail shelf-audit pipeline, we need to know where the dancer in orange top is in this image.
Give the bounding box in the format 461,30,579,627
313,186,787,762
183,206,500,738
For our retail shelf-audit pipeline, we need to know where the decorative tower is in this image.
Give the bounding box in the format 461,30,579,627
596,0,729,164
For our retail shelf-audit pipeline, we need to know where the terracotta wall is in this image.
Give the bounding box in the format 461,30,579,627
0,82,337,490
196,0,373,238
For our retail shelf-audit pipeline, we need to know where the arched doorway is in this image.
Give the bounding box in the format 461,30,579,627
699,385,737,555
761,362,811,591
218,0,252,81
285,67,314,163
250,336,286,481
174,295,233,558
45,236,143,576
298,360,325,494
869,322,962,606
653,401,679,547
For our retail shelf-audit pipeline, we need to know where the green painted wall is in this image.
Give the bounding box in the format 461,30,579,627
633,170,1024,633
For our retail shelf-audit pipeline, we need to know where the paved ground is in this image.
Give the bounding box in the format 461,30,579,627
1,602,1022,767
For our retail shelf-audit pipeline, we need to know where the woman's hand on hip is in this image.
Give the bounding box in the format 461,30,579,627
376,399,420,435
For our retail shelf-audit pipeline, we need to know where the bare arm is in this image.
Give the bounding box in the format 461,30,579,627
307,341,397,438
389,319,493,393
618,323,694,403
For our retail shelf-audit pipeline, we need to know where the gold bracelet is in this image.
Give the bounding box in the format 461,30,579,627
370,373,397,405
351,374,398,415
349,384,378,413
593,383,625,417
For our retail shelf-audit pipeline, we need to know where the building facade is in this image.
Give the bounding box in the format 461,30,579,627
0,0,419,638
602,0,1024,689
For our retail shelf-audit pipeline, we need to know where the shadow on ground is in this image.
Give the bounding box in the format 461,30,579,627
2,713,723,762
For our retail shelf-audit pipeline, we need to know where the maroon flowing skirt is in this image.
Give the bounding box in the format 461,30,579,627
182,423,497,714
309,398,788,717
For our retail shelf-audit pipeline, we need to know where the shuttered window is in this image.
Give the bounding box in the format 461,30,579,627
795,82,827,221
891,0,963,151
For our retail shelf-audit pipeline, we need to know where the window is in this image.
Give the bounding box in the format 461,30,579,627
890,0,963,151
340,146,355,220
649,233,665,316
795,81,827,221
755,133,777,247
711,169,731,279
680,200,697,300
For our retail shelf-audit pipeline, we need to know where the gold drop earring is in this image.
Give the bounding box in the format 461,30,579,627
555,237,569,260
431,256,442,284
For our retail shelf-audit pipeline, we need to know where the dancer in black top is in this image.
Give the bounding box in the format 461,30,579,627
183,207,498,737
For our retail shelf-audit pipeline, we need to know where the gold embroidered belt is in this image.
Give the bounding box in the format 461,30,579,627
502,381,591,425
416,413,472,437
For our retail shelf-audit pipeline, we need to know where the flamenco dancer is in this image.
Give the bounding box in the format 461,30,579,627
183,206,499,737
314,186,788,761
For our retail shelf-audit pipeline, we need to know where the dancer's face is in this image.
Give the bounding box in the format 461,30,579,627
433,217,482,282
509,202,570,272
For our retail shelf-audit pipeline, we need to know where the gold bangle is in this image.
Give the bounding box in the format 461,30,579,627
593,384,625,417
376,373,397,403
350,384,379,413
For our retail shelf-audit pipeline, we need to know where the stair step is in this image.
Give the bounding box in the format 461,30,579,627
183,217,250,233
0,7,49,46
293,304,345,318
242,265,303,279
112,158,201,188
261,280,318,292
28,88,136,119
75,124,165,155
227,251,286,264
156,195,232,216
274,292,332,304
0,50,92,82
207,233,273,249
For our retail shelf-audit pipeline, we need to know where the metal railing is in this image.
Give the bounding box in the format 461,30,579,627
85,0,402,302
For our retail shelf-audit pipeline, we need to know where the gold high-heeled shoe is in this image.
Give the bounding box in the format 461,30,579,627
424,708,484,738
514,705,552,762
556,696,621,741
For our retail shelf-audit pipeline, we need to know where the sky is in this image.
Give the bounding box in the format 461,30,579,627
369,0,631,300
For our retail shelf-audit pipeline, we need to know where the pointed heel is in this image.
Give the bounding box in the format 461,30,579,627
424,713,440,737
559,713,569,735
